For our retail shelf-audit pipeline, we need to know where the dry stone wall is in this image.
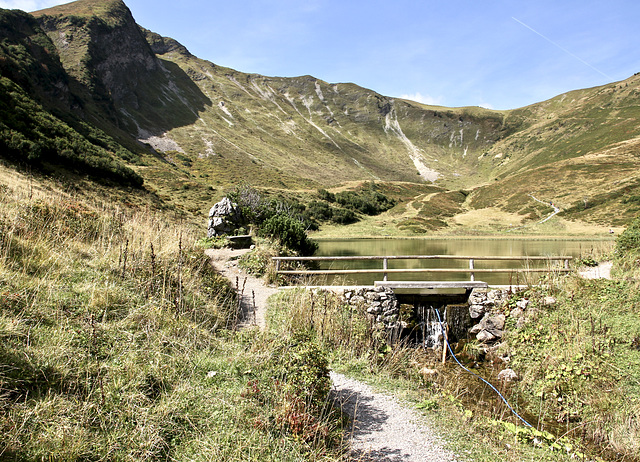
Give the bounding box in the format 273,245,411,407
342,286,403,330
339,286,533,347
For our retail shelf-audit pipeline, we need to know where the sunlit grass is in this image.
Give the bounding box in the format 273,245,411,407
0,167,346,461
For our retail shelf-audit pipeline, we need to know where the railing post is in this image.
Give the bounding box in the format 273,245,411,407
564,258,570,270
275,259,281,274
469,258,475,281
383,257,388,281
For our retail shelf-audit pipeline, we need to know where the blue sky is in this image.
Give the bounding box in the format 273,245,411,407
2,0,639,110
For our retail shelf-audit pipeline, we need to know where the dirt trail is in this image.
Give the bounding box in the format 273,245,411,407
205,247,278,328
528,194,561,223
331,372,459,461
206,247,459,461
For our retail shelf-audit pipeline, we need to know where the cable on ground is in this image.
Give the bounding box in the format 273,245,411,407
434,307,533,428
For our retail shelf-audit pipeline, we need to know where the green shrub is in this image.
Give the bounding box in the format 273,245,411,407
0,77,143,187
268,333,331,408
331,208,357,225
238,242,278,276
317,188,335,202
616,216,640,254
241,333,342,448
334,184,396,215
305,200,333,221
260,214,318,256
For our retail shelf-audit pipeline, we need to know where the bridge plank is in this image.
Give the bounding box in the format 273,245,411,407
374,280,488,289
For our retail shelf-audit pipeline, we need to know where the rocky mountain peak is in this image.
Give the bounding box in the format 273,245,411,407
33,0,160,110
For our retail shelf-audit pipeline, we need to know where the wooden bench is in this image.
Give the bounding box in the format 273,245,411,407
228,234,253,249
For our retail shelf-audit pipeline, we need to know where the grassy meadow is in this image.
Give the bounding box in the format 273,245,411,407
0,166,346,461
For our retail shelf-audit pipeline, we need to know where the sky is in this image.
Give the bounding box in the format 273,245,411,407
2,0,639,110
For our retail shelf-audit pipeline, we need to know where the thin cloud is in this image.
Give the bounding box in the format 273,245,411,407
398,92,443,106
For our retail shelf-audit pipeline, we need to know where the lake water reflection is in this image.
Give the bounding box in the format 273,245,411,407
313,238,612,285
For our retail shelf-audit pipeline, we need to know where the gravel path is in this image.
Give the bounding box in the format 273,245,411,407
206,247,459,461
331,372,459,462
528,194,561,223
205,247,278,328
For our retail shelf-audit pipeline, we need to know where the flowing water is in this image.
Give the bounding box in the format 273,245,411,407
314,238,612,285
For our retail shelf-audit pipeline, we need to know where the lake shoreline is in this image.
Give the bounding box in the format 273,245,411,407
311,234,616,242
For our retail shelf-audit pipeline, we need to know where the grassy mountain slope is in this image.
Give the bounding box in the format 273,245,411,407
129,40,507,189
469,75,640,227
0,8,143,186
31,0,211,144
0,0,638,230
29,0,507,188
487,75,640,176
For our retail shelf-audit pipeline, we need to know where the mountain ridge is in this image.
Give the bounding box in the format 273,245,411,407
1,0,639,229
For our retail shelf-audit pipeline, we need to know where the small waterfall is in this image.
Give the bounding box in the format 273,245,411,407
417,304,472,349
417,305,445,349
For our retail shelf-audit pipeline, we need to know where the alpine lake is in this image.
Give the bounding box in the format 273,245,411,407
312,237,614,286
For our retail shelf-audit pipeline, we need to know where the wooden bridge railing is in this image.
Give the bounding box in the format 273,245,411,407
272,255,573,282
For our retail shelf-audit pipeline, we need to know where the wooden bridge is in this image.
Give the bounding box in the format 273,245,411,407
272,254,573,286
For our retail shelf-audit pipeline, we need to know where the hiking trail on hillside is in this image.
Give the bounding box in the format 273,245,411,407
528,194,561,223
206,247,460,461
205,247,276,329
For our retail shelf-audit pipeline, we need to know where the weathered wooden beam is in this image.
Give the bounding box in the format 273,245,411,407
374,281,489,289
276,268,572,275
272,255,573,261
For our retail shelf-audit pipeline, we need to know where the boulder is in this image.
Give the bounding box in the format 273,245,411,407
468,291,486,305
207,197,243,237
510,307,524,319
482,313,506,337
469,304,486,319
487,289,509,306
365,291,381,301
476,330,496,343
471,313,505,342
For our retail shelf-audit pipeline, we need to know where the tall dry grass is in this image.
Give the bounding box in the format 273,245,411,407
0,169,345,461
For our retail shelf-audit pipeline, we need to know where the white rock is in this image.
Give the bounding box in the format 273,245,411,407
420,367,439,378
476,330,496,343
510,307,524,319
498,368,518,382
469,304,486,319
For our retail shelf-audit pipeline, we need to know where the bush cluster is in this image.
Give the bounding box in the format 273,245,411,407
260,214,318,256
308,185,395,225
616,215,640,254
227,185,317,255
304,200,357,225
0,77,143,187
334,184,396,215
